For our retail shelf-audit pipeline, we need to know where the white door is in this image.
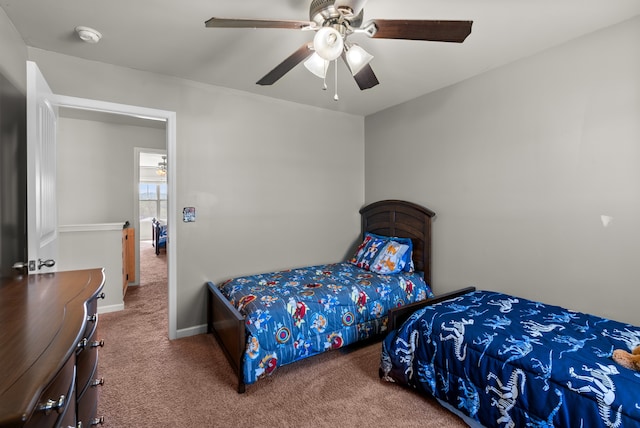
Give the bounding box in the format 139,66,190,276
26,61,58,273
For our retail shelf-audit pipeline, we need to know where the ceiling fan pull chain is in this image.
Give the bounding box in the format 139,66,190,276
322,59,328,90
333,59,339,101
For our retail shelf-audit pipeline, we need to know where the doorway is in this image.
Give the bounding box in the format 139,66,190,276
136,149,168,291
54,94,178,340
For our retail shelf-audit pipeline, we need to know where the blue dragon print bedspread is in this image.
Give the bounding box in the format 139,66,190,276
219,262,433,385
381,290,640,428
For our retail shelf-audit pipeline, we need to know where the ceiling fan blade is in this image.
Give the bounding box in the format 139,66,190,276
256,43,314,86
205,17,316,30
334,0,369,17
352,64,379,90
367,20,473,43
340,52,378,90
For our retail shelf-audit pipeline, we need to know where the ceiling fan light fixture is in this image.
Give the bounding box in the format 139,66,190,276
304,53,329,79
313,27,344,61
345,44,373,76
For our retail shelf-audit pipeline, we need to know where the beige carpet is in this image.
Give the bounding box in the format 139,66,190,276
97,241,467,427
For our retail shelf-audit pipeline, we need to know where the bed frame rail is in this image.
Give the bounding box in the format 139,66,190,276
207,282,246,393
387,287,476,331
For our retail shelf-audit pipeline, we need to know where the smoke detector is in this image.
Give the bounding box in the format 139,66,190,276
75,26,102,43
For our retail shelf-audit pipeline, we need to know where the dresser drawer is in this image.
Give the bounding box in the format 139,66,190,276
77,309,104,427
77,376,101,427
83,298,99,341
77,344,104,427
24,356,76,428
77,345,99,399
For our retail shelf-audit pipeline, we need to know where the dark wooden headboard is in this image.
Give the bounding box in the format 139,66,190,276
360,200,436,285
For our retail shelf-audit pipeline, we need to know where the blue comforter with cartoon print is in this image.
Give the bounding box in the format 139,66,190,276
218,262,433,385
381,290,640,428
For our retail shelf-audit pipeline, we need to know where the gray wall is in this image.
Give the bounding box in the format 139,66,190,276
57,117,167,292
57,117,166,225
0,12,26,278
26,48,365,333
365,16,640,325
0,7,26,92
5,5,639,332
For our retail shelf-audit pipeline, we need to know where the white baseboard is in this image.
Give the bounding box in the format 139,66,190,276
98,303,125,314
176,323,208,339
93,307,206,338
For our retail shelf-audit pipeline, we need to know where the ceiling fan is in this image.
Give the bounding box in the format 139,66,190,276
205,0,472,96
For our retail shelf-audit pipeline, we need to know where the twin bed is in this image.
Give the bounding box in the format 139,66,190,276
206,199,640,427
382,288,640,427
152,218,167,255
207,199,436,393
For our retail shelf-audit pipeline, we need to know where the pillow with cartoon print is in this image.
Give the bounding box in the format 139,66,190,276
370,240,411,274
349,233,388,271
386,235,414,272
350,232,414,273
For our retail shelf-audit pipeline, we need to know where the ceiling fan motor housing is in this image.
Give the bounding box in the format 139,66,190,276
309,0,363,28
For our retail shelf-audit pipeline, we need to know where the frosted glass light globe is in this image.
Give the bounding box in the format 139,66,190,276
313,27,344,61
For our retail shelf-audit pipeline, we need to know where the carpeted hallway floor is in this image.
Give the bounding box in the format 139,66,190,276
96,241,466,427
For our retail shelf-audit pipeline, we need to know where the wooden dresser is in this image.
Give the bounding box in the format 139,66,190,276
122,227,135,297
0,269,106,427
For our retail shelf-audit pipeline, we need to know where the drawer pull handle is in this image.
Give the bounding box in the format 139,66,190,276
77,338,88,350
38,394,66,415
91,416,105,426
91,339,105,348
91,377,105,387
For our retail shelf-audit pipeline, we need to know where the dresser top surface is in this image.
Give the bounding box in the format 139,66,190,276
0,268,104,426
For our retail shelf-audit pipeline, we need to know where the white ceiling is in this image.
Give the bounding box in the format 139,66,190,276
2,0,639,116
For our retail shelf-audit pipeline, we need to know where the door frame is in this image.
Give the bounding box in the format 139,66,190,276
54,94,178,340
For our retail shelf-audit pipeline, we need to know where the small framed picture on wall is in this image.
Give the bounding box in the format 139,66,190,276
183,207,195,222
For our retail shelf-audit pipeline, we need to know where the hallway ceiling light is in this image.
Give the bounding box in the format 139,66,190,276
156,155,167,177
